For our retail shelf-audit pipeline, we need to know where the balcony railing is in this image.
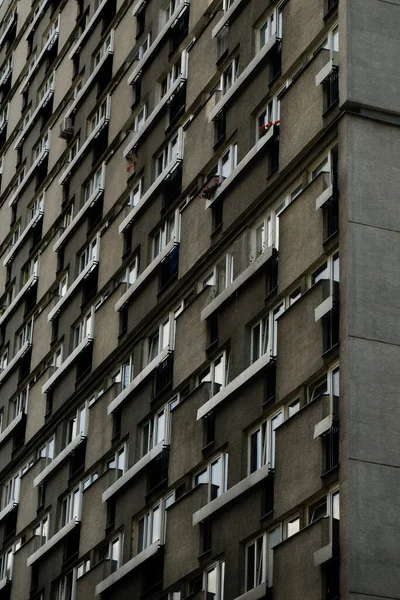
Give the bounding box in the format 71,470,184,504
325,66,339,110
69,0,110,58
27,519,80,567
3,207,44,266
33,433,86,487
0,341,31,385
0,275,38,326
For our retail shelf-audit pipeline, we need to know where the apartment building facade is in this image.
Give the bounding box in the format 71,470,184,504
0,0,398,598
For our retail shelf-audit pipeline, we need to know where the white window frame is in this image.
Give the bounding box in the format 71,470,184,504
199,349,230,397
283,514,300,539
152,209,180,259
66,401,89,444
221,57,239,95
38,436,55,466
203,560,225,600
33,514,50,548
141,397,178,456
79,236,99,273
106,445,127,483
248,409,284,474
137,491,175,553
9,386,28,422
245,526,281,590
194,452,229,502
112,355,135,391
73,309,94,348
128,178,142,207
60,484,82,527
258,5,283,51
155,129,183,177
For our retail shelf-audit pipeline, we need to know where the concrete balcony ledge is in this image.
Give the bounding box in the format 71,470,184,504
201,247,273,321
108,346,169,414
3,210,44,266
8,149,49,207
315,184,333,210
0,576,8,589
69,0,109,58
95,541,159,596
123,76,184,157
0,500,17,522
206,127,277,208
14,88,54,149
34,434,86,487
102,441,164,502
42,336,93,393
0,341,31,385
193,463,270,524
212,0,246,38
0,11,17,48
114,240,176,311
313,414,334,439
27,519,79,566
0,411,24,446
315,58,338,86
0,274,38,326
233,583,267,600
58,117,108,185
25,0,51,39
197,352,272,420
119,158,180,233
65,37,114,118
209,33,277,122
18,30,58,94
314,295,333,322
127,1,189,84
48,259,99,321
53,191,103,252
313,542,332,566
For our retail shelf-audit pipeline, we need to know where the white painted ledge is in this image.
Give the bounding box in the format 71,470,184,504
0,500,17,522
102,441,164,502
42,336,93,393
313,414,333,439
27,519,79,566
212,0,245,38
0,342,31,384
69,0,109,58
95,541,159,596
128,1,189,84
14,88,53,150
108,346,169,414
47,259,98,321
53,191,103,252
197,353,272,420
193,463,270,524
3,211,43,266
233,583,267,600
24,0,51,39
0,274,38,326
0,11,17,49
209,34,277,121
8,149,49,207
206,126,277,208
115,240,176,311
34,434,85,487
0,576,8,589
314,295,333,322
201,247,273,321
315,184,333,210
313,541,332,567
65,38,114,118
0,412,24,446
123,76,184,157
118,158,180,232
58,117,108,185
315,59,334,86
19,30,58,94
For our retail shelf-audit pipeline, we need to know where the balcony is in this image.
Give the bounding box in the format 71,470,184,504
209,34,278,121
18,28,58,94
69,0,110,58
314,281,339,322
33,433,86,487
127,1,190,84
169,3,189,53
324,67,339,110
0,60,12,87
42,335,93,393
27,519,80,567
0,499,18,523
201,247,274,321
3,207,44,266
108,346,170,414
0,341,31,385
233,583,269,600
123,76,185,157
95,541,159,596
192,463,271,525
47,259,98,321
102,441,165,502
0,274,38,326
0,11,17,49
205,125,279,208
115,240,177,311
159,244,179,290
152,352,174,399
8,145,50,207
212,0,246,38
163,162,182,207
14,87,54,150
24,0,51,39
0,411,25,447
197,352,273,420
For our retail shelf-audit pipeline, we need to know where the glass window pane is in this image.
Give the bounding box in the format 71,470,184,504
152,505,160,543
287,518,300,537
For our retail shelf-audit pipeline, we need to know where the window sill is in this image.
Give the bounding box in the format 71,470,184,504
322,228,339,247
321,464,339,479
322,342,340,362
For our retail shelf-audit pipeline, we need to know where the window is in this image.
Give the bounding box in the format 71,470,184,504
123,256,139,288
309,148,337,192
221,57,238,94
252,199,286,256
200,350,230,397
257,95,280,140
161,51,188,97
250,304,284,364
60,485,82,526
135,33,150,61
148,305,183,363
92,32,113,71
79,236,99,272
155,130,182,176
82,471,98,490
38,437,55,466
10,386,28,421
112,355,134,390
55,572,74,600
48,347,62,373
203,251,234,296
311,251,339,298
223,0,234,9
204,560,225,600
87,97,109,135
106,445,126,482
103,534,123,573
1,471,21,510
309,489,339,527
322,24,339,62
0,349,8,371
248,411,284,473
21,257,38,285
38,71,55,103
308,363,339,408
67,402,88,443
286,398,300,418
33,130,50,161
195,452,229,501
153,210,179,258
259,6,282,49
29,192,44,220
74,310,93,347
245,527,281,590
17,318,33,350
284,516,300,538
76,558,91,578
0,539,20,582
141,399,177,456
165,0,182,20
137,492,174,552
33,514,50,547
58,274,68,298
128,179,142,207
134,104,147,132
84,164,104,203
